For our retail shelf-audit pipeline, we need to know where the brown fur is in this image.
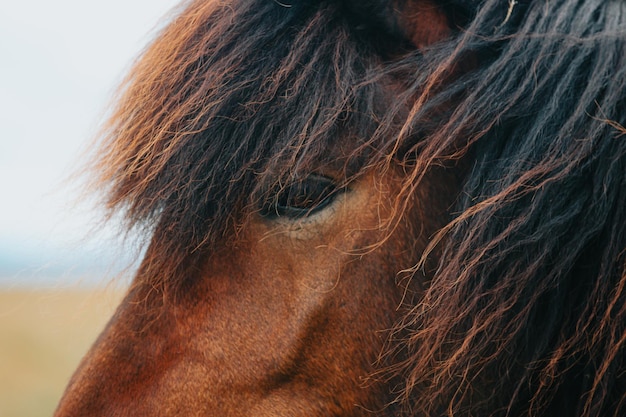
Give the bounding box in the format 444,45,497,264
57,0,626,416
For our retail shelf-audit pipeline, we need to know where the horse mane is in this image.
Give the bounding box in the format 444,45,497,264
92,0,396,283
393,1,626,415
90,0,626,415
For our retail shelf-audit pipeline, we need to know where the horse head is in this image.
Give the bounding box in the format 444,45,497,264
56,0,626,416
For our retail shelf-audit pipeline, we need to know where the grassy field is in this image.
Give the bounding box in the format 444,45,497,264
0,287,125,417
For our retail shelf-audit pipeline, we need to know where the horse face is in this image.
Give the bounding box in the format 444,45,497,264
54,0,458,415
55,167,458,416
53,0,626,415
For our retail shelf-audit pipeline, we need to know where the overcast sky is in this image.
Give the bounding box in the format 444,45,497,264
0,1,180,284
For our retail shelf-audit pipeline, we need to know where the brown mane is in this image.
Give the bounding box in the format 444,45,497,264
84,0,626,415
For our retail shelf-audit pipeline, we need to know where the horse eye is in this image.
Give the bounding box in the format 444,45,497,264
262,175,339,219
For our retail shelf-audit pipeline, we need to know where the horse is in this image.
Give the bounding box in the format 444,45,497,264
55,0,626,415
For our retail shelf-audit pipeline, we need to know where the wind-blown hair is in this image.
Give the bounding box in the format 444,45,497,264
91,0,626,415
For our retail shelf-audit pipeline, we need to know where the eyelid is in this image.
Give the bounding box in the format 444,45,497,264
261,175,344,219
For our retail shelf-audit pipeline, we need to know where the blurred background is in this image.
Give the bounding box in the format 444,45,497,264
0,1,179,415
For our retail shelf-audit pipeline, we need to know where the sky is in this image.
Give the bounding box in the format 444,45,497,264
0,1,181,286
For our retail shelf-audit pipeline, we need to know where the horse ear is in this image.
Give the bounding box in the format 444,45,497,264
345,0,452,49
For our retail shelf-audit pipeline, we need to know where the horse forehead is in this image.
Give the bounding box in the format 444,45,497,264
344,0,452,47
396,0,452,48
